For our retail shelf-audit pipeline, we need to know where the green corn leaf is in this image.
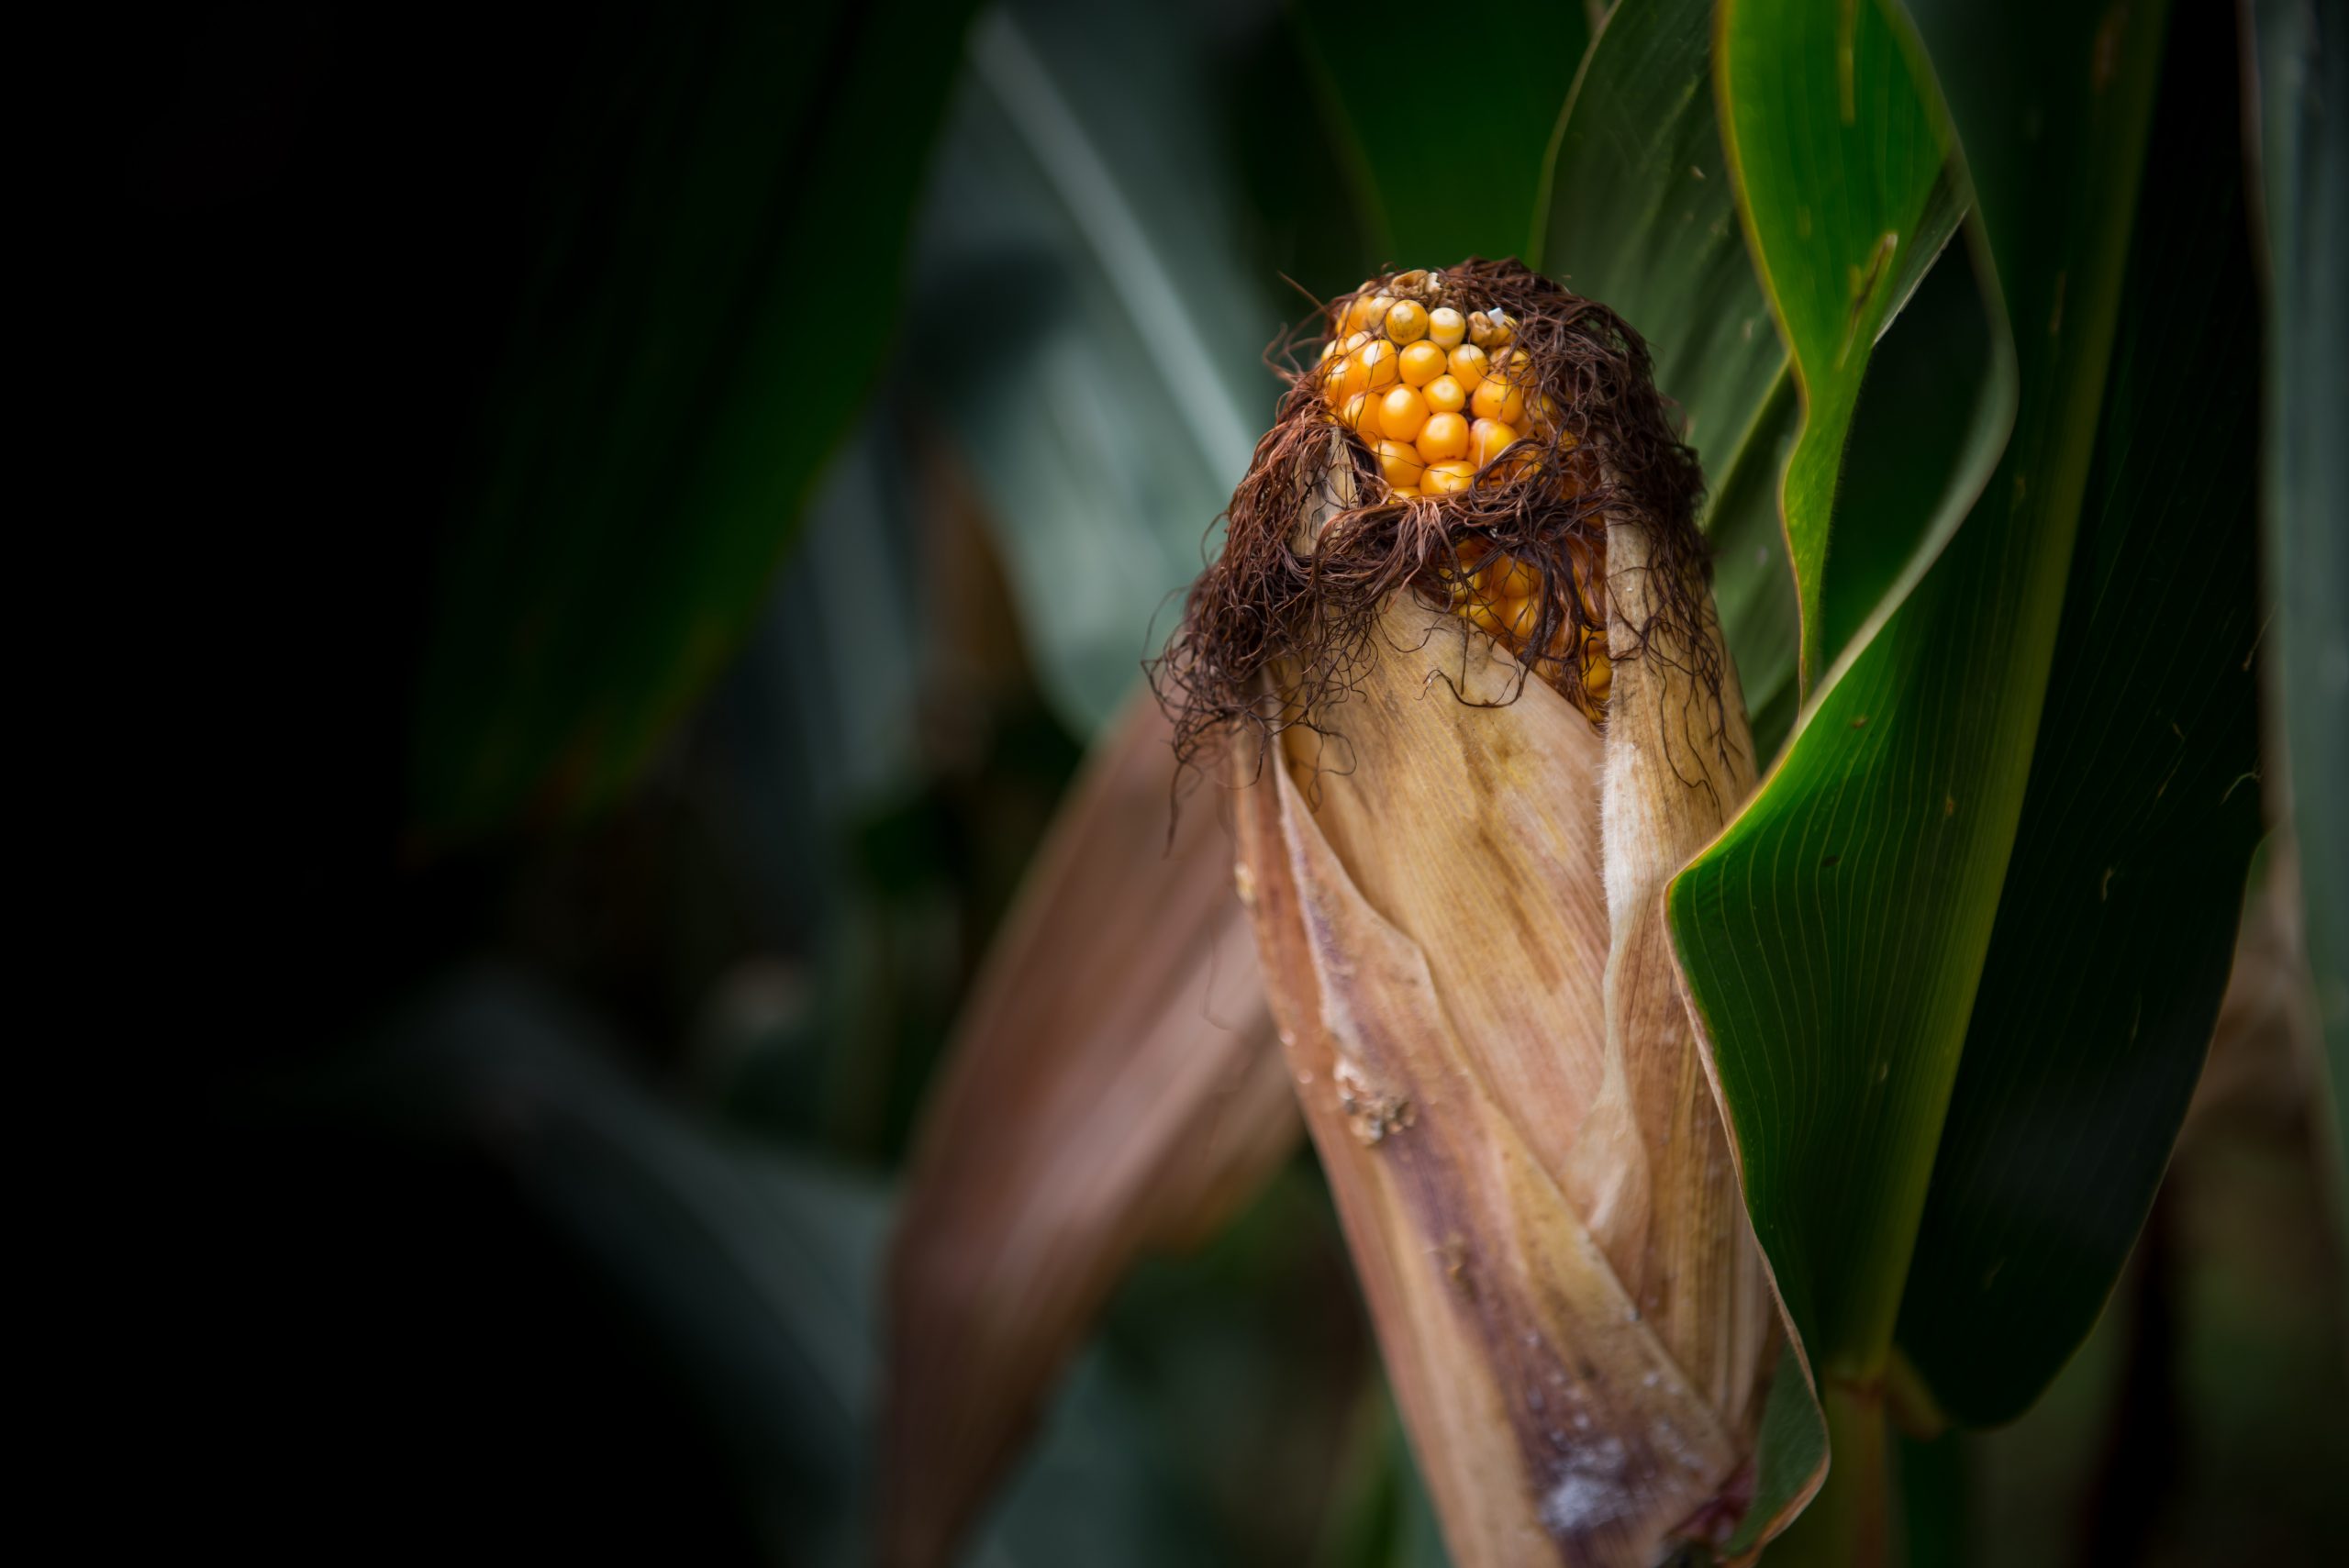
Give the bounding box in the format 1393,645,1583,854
2249,0,2349,1220
1671,0,2168,1396
1531,0,1803,754
1893,3,2266,1416
1715,0,2002,694
410,0,977,838
1293,0,1592,269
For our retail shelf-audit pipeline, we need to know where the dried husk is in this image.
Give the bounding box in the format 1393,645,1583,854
880,692,1300,1568
1202,266,1776,1566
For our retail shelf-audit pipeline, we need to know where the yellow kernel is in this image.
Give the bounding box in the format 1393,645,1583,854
1391,484,1422,498
1339,392,1371,433
1499,595,1540,638
1491,556,1539,598
1423,374,1466,415
1358,339,1401,391
1428,306,1467,349
1471,376,1526,426
1319,338,1340,363
1470,417,1521,467
1423,459,1477,495
1378,384,1430,443
1377,439,1426,489
1385,300,1430,344
1341,294,1378,335
1447,343,1488,393
1398,340,1447,387
1416,411,1469,462
1362,295,1397,336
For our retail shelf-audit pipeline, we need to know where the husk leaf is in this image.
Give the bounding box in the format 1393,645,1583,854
1234,498,1772,1565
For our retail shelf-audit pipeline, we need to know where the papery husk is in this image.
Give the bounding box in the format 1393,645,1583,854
880,691,1300,1568
1232,497,1772,1565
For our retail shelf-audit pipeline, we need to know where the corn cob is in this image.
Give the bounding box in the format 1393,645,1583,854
1319,271,1611,723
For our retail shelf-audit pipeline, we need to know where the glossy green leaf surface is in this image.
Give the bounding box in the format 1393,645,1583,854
1532,0,1802,754
1294,0,1591,270
410,0,978,837
1670,0,2176,1398
2251,0,2349,1213
1715,0,1994,691
1895,0,2266,1418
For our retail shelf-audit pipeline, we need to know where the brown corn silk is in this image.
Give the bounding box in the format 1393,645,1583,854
1169,261,1775,1565
880,694,1300,1568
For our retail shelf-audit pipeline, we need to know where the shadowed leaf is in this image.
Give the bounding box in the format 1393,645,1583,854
2248,0,2349,1222
411,0,979,836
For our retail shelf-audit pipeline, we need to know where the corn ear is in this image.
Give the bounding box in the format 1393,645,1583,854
1233,496,1774,1565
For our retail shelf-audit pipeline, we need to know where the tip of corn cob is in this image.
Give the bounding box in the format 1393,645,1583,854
1320,268,1609,723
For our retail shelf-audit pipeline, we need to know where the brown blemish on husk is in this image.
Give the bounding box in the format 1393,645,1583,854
1152,258,1723,778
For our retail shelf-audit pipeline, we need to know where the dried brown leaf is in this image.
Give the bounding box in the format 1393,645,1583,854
879,691,1297,1568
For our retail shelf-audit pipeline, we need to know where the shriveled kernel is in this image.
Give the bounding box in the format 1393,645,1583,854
1385,300,1430,344
1427,306,1467,349
1423,373,1467,415
1376,439,1426,489
1398,340,1447,387
1470,417,1521,467
1422,459,1476,495
1416,411,1470,462
1469,309,1515,348
1447,343,1488,393
1378,384,1430,443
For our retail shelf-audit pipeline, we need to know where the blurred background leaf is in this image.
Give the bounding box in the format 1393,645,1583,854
410,0,980,837
2248,0,2349,1225
1292,0,1592,269
901,0,1347,734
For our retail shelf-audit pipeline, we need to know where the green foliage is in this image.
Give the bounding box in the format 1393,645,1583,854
1292,0,1591,269
1532,0,1805,752
1715,0,1988,690
904,0,1291,734
409,0,979,837
1673,0,2266,1509
1895,13,2266,1418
